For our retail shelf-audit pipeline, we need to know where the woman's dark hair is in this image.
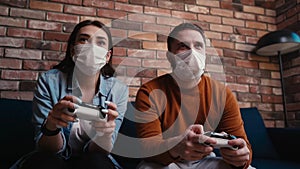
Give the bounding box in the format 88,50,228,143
167,23,206,51
53,20,115,77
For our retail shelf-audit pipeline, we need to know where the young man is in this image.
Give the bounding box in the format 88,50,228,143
134,23,253,169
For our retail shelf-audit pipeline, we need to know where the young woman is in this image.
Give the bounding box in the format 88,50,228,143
11,20,128,169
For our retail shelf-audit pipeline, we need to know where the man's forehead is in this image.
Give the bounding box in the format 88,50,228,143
173,29,204,42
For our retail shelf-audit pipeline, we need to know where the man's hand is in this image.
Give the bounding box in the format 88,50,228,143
220,138,250,167
168,124,215,161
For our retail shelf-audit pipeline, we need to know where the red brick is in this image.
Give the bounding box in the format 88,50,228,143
1,70,38,80
0,6,9,16
43,51,65,61
128,31,157,41
0,91,34,101
250,85,272,94
196,0,219,7
0,48,4,57
23,60,58,70
10,8,45,20
259,62,279,71
0,80,19,90
0,26,5,36
110,28,127,38
115,2,143,13
144,6,171,16
234,27,256,36
210,24,233,33
143,41,167,51
158,1,184,10
47,12,79,23
198,14,221,24
113,56,142,67
205,31,222,39
28,20,62,31
261,78,281,87
185,4,209,14
130,0,157,7
97,9,127,19
112,20,142,31
257,15,276,24
0,58,22,69
128,14,156,23
222,18,245,27
51,0,82,5
246,21,267,30
5,48,42,60
0,37,24,48
0,0,26,8
142,59,170,68
143,23,170,35
237,75,259,84
20,81,37,91
26,40,61,51
44,32,70,42
211,40,234,49
127,49,156,59
238,92,261,102
30,0,63,12
243,5,264,15
83,0,114,9
235,43,255,52
0,16,26,28
112,47,126,56
236,59,258,69
7,28,43,39
157,16,183,26
234,12,255,20
172,10,197,20
64,5,96,16
262,95,282,103
211,8,233,17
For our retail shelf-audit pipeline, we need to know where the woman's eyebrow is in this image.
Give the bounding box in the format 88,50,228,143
78,33,90,38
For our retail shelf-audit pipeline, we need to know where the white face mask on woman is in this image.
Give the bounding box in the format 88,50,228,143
73,44,108,76
167,49,206,82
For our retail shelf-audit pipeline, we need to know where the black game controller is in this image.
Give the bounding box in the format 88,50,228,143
202,131,238,150
66,102,107,121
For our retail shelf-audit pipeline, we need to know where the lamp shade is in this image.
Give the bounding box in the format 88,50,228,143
256,30,300,56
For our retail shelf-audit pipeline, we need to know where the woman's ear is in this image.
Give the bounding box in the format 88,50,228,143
106,50,112,63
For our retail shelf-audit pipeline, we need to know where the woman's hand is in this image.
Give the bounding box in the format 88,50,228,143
89,101,119,153
45,95,79,130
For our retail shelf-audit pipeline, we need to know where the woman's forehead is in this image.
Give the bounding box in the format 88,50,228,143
78,25,107,38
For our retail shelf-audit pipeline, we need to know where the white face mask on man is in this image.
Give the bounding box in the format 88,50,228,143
72,44,108,76
167,49,206,82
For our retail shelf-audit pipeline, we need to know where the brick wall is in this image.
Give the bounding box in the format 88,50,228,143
0,0,299,127
276,0,300,127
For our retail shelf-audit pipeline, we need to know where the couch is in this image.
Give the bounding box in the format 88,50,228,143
1,98,300,169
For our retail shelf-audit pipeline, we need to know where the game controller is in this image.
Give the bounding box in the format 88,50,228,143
201,131,238,150
66,102,107,121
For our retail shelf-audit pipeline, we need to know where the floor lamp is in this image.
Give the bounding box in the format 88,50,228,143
256,30,300,127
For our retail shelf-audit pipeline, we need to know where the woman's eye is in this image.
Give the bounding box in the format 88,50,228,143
78,38,88,43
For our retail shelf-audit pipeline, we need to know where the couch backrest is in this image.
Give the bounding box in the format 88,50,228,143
240,107,279,159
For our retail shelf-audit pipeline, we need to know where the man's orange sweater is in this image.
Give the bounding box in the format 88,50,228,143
135,74,252,168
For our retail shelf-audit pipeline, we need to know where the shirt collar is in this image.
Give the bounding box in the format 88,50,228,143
67,72,114,97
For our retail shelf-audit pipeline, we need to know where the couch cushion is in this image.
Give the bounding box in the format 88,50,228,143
0,99,35,169
240,107,279,159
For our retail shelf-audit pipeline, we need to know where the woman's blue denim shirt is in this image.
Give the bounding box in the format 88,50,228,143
32,69,128,167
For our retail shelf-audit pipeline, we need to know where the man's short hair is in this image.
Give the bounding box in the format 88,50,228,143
167,23,206,51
